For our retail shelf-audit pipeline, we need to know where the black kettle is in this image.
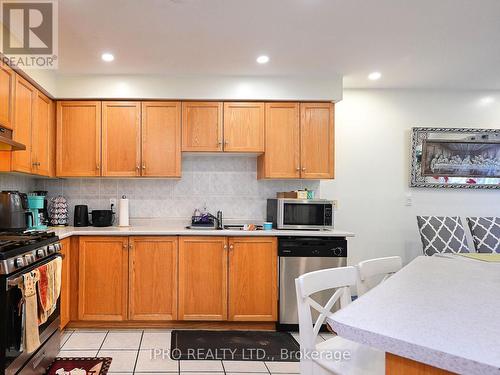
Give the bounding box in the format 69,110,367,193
74,205,90,227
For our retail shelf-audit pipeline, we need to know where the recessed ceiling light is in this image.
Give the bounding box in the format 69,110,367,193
368,71,382,80
479,96,494,105
256,55,270,64
101,53,115,62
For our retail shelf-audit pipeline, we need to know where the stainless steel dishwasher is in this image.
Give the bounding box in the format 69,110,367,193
277,236,347,331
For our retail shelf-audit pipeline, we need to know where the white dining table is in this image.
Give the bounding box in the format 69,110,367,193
327,255,500,374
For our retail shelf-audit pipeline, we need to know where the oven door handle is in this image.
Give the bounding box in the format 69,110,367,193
6,253,64,290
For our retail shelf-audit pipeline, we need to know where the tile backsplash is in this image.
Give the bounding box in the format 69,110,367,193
34,156,320,224
0,174,36,192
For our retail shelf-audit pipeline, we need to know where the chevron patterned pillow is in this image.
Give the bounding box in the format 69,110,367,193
467,217,500,253
417,216,470,256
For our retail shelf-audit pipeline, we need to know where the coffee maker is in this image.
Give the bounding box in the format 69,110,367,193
27,194,48,231
33,190,49,226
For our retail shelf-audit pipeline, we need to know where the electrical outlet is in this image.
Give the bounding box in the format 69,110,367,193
405,193,413,207
109,198,117,207
332,200,339,210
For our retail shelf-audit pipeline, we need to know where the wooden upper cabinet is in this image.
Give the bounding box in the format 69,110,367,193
102,101,141,176
32,91,55,176
223,102,264,152
178,236,228,321
0,63,15,129
228,237,278,321
60,238,71,329
257,102,300,179
300,102,335,179
57,101,101,177
78,236,129,321
182,101,223,152
12,75,36,173
129,237,178,321
141,102,181,177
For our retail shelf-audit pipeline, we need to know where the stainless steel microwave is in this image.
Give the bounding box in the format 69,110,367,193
266,199,334,230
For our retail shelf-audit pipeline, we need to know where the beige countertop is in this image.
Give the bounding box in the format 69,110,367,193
51,225,355,239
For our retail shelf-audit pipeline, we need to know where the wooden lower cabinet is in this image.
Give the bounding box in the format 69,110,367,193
228,237,278,321
129,236,178,320
178,236,228,321
71,235,277,326
60,238,71,329
78,236,129,321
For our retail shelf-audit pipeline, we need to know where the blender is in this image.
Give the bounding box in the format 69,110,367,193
27,194,48,231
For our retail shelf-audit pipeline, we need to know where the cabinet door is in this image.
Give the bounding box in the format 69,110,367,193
181,102,223,152
178,236,227,320
257,103,300,179
12,75,36,173
300,102,334,179
142,102,181,177
0,63,15,129
228,237,278,321
129,237,178,320
57,101,101,177
102,101,141,176
223,102,264,152
60,238,71,329
32,91,54,176
78,236,128,321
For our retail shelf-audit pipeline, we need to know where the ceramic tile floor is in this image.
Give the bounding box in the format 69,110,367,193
59,329,333,374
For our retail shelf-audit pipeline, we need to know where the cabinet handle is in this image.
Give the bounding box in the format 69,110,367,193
229,244,234,250
142,164,146,170
136,165,140,170
224,244,227,250
296,167,300,171
217,140,222,146
123,243,127,249
302,167,306,171
96,164,100,170
224,140,229,145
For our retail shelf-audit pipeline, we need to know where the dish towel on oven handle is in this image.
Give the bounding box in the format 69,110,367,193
37,257,62,324
19,270,41,353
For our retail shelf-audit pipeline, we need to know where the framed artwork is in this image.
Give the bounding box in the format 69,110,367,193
410,127,500,189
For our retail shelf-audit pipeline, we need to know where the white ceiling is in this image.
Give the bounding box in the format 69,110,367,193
58,0,500,89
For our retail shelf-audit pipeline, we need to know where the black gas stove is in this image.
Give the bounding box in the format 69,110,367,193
0,231,61,374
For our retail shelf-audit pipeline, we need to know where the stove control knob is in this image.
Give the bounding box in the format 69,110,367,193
47,245,55,254
54,243,61,252
333,247,343,256
15,257,24,268
25,254,34,264
36,249,45,258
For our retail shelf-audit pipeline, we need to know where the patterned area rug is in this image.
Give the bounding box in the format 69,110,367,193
46,357,112,374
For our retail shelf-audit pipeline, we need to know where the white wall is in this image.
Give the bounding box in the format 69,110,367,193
54,74,342,101
321,89,500,265
24,69,57,96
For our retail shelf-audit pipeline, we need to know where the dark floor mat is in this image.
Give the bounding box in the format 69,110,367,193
171,330,300,361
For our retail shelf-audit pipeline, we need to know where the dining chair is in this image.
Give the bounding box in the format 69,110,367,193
356,256,402,296
295,266,384,375
416,216,470,256
466,217,500,253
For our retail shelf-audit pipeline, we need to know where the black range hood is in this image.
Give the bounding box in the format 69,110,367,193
0,126,26,151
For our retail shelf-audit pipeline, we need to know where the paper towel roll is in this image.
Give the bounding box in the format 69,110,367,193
119,196,129,227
